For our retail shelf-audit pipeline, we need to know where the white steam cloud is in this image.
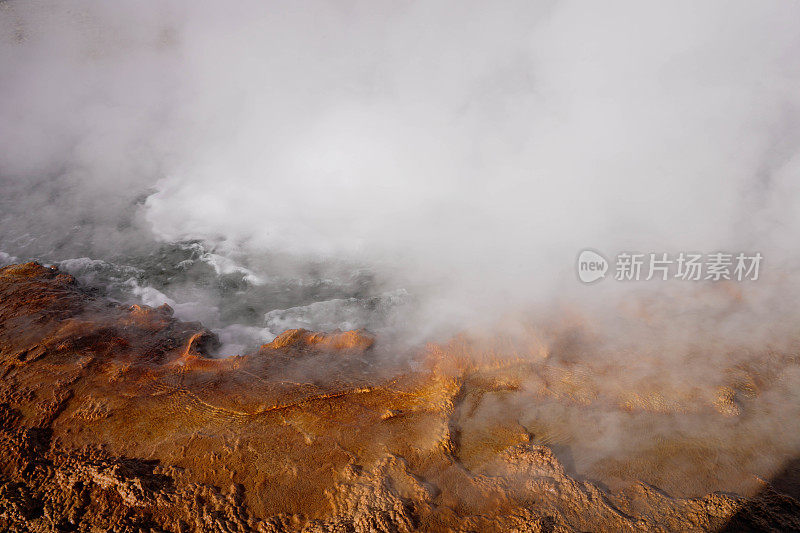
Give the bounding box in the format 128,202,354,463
4,0,800,498
1,0,800,337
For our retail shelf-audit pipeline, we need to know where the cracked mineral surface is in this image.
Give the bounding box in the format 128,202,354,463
0,262,798,532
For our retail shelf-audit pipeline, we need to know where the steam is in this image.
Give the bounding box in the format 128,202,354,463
3,0,800,499
1,1,800,337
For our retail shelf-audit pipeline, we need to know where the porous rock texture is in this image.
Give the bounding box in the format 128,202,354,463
0,262,797,532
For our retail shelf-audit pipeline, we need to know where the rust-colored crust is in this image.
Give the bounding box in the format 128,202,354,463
0,263,796,532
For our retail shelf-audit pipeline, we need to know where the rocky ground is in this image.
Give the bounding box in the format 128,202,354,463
0,262,798,532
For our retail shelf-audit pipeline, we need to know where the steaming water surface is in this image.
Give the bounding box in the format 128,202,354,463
2,0,800,502
0,240,410,355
